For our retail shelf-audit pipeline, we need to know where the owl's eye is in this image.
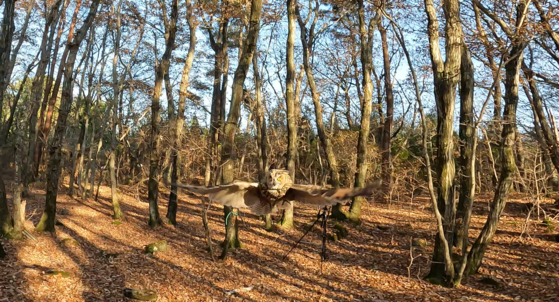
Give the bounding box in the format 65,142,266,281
277,175,283,182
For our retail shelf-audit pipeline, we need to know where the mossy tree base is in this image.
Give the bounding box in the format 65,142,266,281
347,196,366,225
264,214,273,231
278,202,294,229
330,204,349,221
112,206,123,221
221,207,242,259
35,213,55,233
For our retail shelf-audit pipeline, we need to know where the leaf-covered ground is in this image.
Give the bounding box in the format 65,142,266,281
1,176,558,301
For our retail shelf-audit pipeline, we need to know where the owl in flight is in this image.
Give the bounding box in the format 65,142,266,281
173,169,381,215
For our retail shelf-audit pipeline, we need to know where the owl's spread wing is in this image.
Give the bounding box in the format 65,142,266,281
282,179,382,207
172,181,258,194
172,182,261,208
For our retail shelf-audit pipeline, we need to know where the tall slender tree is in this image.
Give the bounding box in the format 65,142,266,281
466,0,531,276
167,0,197,225
35,0,101,232
148,0,179,227
345,0,377,222
220,0,263,259
423,0,463,285
379,21,394,194
0,0,16,122
280,0,299,229
110,0,125,220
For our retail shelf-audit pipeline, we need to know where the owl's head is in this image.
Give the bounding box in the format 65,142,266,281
266,169,293,191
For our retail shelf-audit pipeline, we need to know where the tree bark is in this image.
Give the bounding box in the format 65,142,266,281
148,0,179,228
205,19,229,187
220,0,262,259
466,0,530,275
379,23,394,195
12,129,25,239
454,43,475,253
1,56,37,144
0,0,16,120
68,35,93,197
35,0,101,233
36,0,82,175
253,54,271,229
280,0,298,229
514,127,526,192
346,0,376,223
466,43,526,276
110,0,125,220
296,3,341,193
4,0,34,86
0,176,9,236
423,0,463,285
522,63,559,177
26,0,63,186
167,0,196,225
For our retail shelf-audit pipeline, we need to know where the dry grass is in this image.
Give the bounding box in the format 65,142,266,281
1,176,558,301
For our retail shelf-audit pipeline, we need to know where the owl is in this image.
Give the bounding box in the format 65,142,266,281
172,169,381,215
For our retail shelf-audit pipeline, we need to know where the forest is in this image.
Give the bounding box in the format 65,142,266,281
1,0,559,301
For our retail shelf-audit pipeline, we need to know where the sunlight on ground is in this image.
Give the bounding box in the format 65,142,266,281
1,179,558,301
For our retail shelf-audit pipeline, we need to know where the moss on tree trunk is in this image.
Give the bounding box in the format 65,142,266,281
278,203,294,229
220,206,242,259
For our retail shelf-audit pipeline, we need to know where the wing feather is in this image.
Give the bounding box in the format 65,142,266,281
172,181,258,194
173,182,270,213
283,179,382,207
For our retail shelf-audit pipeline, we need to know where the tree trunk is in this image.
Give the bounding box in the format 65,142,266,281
1,57,36,144
514,128,526,192
35,0,100,233
110,1,125,220
0,176,10,236
473,5,502,137
465,42,527,276
522,63,559,177
296,4,341,193
379,23,394,195
346,0,376,223
523,86,559,191
424,0,463,285
68,37,93,197
148,0,179,228
26,0,63,187
220,0,262,258
280,0,298,229
0,0,16,120
465,0,530,275
454,44,475,252
253,54,271,229
167,1,196,225
36,0,82,175
205,19,229,187
12,131,25,239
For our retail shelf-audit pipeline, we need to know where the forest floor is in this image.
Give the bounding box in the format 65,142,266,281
1,171,559,301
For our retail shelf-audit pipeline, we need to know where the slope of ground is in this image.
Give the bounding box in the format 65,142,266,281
1,175,558,302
